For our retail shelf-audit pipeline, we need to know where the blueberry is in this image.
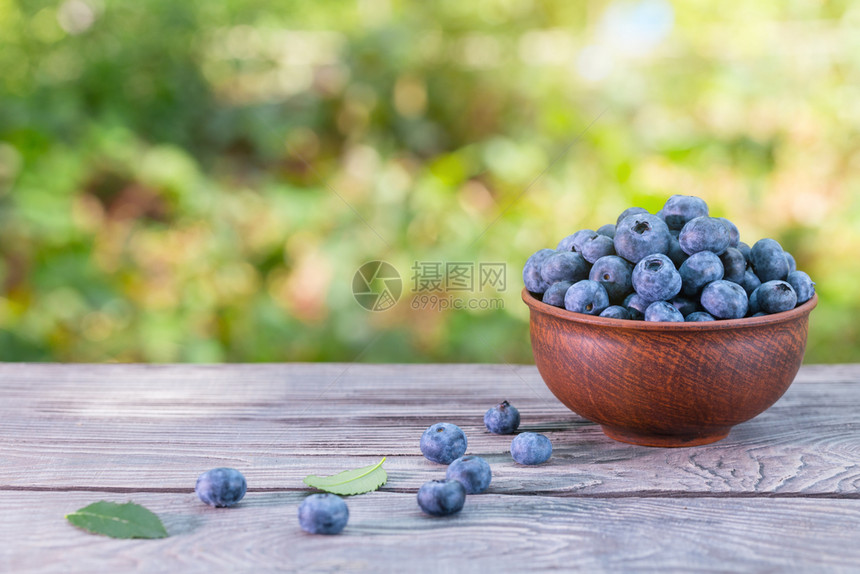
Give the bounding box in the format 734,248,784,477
740,268,761,296
661,195,709,230
484,400,520,435
700,280,748,319
597,223,616,238
298,493,349,534
624,292,649,320
616,206,649,226
786,270,815,305
669,295,699,317
666,235,689,268
748,287,761,315
510,432,552,465
541,281,572,308
614,213,671,263
737,242,752,263
644,301,684,322
420,423,467,464
632,254,682,302
417,479,466,516
563,280,609,315
718,217,740,247
580,234,616,264
757,280,797,314
686,311,716,322
600,305,631,319
540,251,590,285
751,238,789,282
679,216,731,256
556,229,598,253
784,252,797,274
588,255,633,304
719,247,747,284
446,456,492,494
523,248,555,294
195,468,247,508
678,251,724,296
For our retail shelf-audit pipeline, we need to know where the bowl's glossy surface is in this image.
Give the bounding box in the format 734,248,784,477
522,288,817,447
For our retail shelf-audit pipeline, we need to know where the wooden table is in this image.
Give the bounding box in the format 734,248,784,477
2,363,859,572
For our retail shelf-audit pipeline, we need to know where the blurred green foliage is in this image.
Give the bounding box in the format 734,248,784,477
1,0,859,363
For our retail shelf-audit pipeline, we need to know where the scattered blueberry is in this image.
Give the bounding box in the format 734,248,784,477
541,281,572,308
510,432,552,465
540,251,589,285
757,280,797,314
484,400,520,435
417,479,466,516
195,468,247,508
614,213,671,263
644,301,685,322
564,279,609,315
446,456,492,494
786,270,815,305
661,195,709,230
298,493,349,534
751,238,789,282
420,423,467,464
700,280,749,319
588,255,633,304
686,311,716,322
632,254,682,302
679,251,724,296
679,216,731,256
580,234,616,264
600,305,632,319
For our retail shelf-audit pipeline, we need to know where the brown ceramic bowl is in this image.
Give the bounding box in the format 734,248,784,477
522,288,817,447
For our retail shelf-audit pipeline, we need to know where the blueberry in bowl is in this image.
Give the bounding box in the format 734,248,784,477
522,195,817,447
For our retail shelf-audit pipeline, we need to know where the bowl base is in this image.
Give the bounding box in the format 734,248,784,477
600,425,731,448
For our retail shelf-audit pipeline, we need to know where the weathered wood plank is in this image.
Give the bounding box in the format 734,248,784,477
1,365,858,496
2,491,859,574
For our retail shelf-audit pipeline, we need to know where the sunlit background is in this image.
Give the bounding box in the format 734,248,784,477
1,0,858,363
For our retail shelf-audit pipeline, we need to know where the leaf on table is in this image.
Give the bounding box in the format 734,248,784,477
303,457,387,496
66,501,169,539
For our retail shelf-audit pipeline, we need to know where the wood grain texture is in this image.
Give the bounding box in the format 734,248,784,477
3,491,860,574
1,363,859,572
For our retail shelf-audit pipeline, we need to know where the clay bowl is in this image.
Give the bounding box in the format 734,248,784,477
522,288,817,447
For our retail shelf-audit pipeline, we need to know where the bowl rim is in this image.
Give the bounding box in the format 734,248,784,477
522,288,817,331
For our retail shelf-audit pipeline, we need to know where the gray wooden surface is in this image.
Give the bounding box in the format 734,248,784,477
1,363,859,573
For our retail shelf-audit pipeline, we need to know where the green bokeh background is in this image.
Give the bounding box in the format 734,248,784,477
1,0,858,363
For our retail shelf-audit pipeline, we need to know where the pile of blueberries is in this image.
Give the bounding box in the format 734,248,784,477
191,400,551,534
524,195,815,322
417,400,551,517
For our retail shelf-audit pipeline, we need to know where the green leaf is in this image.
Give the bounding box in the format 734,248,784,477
303,457,387,496
66,501,169,539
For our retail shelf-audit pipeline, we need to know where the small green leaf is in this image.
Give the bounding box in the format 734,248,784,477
303,457,387,495
66,501,169,539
